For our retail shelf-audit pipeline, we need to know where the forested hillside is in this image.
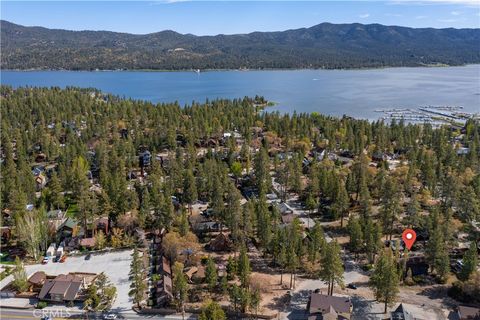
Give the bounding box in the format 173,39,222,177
2,86,480,312
2,20,479,70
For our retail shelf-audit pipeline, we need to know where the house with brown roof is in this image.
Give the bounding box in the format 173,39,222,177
93,217,109,235
458,306,480,320
155,274,173,307
79,237,96,249
38,274,85,303
208,233,233,252
28,271,46,291
307,293,352,320
35,174,47,191
185,265,206,284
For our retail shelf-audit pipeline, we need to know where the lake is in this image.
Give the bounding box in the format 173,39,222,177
1,65,479,120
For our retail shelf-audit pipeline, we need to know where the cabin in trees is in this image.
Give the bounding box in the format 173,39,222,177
57,218,78,239
139,150,152,168
35,174,47,190
208,233,233,252
0,226,11,244
405,256,429,277
307,293,353,320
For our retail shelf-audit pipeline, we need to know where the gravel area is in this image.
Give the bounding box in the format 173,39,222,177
0,249,133,311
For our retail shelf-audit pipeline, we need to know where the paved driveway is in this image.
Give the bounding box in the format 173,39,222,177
1,249,133,311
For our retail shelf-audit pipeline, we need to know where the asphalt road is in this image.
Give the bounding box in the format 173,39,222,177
0,308,194,320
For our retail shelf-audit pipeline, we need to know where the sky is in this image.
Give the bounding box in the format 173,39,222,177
1,1,479,35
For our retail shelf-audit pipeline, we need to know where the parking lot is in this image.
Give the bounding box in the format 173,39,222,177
0,249,133,311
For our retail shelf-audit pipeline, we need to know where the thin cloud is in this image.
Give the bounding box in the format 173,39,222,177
438,18,459,21
385,13,404,17
359,13,370,18
451,10,462,15
415,15,428,18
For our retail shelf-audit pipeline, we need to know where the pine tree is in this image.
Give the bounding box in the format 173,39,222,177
226,256,237,281
183,166,197,213
254,147,271,195
319,241,344,295
179,209,189,237
237,245,251,288
370,249,400,313
334,181,350,227
459,242,478,281
348,217,363,258
250,288,261,318
173,262,189,319
47,172,64,209
225,182,242,243
426,211,450,281
205,257,218,291
308,223,325,263
287,243,299,289
405,192,420,228
358,179,372,218
278,244,287,285
363,216,382,264
128,247,146,308
379,177,402,240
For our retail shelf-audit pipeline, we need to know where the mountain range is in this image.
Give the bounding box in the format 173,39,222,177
1,20,479,70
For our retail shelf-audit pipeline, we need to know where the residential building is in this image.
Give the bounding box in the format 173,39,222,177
458,306,480,320
38,274,85,303
307,293,352,320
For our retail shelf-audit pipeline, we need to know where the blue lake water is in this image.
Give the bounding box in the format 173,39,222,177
1,65,479,120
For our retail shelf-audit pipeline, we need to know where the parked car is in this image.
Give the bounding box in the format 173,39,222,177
85,253,92,260
103,313,118,319
41,317,52,320
347,283,357,290
60,255,67,263
41,256,49,264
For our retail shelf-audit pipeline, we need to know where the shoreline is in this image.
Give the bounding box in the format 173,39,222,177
1,63,479,73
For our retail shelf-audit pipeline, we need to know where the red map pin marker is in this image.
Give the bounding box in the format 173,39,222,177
402,229,417,250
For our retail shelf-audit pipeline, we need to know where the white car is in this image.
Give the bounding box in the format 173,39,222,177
103,313,118,320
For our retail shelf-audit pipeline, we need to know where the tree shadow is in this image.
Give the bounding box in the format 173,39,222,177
417,285,457,309
351,296,385,319
264,293,290,312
